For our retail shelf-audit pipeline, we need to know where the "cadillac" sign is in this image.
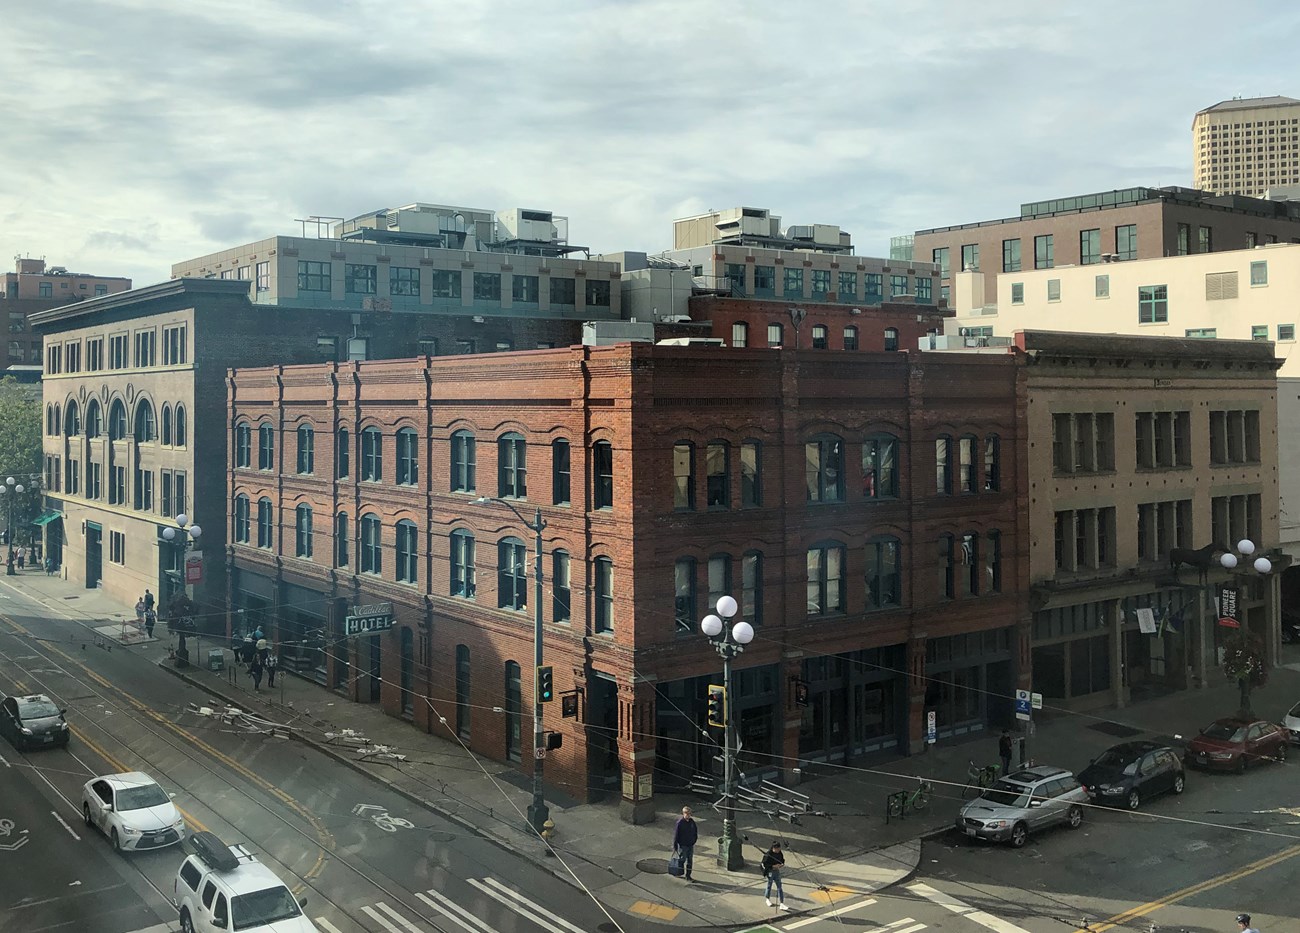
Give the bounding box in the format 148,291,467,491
345,602,394,637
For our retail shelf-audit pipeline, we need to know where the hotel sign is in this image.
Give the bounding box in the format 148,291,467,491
345,602,394,637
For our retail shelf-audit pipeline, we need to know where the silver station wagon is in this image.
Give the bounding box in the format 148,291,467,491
955,766,1088,847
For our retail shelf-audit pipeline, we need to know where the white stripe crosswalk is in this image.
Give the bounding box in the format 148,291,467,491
470,878,589,933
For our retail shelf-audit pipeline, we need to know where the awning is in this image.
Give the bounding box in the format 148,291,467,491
31,511,62,527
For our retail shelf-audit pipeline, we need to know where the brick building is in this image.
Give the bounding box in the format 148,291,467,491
3,257,131,372
227,342,1027,822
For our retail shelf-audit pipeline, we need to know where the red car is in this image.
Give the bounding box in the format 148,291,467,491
1184,718,1289,772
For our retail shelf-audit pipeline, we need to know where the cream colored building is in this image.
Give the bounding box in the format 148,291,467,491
1193,96,1300,198
946,242,1300,565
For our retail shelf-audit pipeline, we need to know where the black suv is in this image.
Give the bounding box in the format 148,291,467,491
1077,740,1184,810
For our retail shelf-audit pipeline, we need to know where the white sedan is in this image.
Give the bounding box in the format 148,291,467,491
81,771,186,852
1285,701,1300,744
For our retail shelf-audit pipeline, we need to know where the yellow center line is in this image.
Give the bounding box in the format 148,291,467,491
1078,843,1300,932
69,722,208,832
0,613,332,883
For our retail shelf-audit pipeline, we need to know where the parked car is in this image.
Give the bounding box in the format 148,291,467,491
0,694,69,750
1077,741,1185,810
955,766,1087,848
1184,717,1288,772
1283,702,1300,745
81,772,186,852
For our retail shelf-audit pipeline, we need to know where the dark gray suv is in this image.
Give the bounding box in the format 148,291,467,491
956,766,1087,847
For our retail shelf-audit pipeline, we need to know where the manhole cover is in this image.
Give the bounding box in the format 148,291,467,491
635,858,670,874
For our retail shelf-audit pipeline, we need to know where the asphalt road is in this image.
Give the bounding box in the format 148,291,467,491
0,590,637,933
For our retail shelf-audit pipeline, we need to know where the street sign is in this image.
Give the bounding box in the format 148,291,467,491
1031,692,1043,710
184,550,203,584
534,746,547,760
345,602,394,637
1218,585,1241,628
926,710,936,745
1015,689,1032,721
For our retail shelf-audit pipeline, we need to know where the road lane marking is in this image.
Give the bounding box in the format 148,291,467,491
68,722,207,833
314,919,346,933
50,808,81,840
373,902,424,932
0,750,8,767
1075,842,1300,932
417,890,497,932
783,897,878,930
361,903,421,932
474,876,586,933
908,882,1032,933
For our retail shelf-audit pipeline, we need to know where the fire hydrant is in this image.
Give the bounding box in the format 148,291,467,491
540,818,556,856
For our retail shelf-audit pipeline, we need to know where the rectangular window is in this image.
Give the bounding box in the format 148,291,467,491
585,279,611,307
783,267,804,297
593,557,614,633
86,338,103,371
1079,229,1101,265
1047,279,1061,301
958,436,975,493
552,441,570,505
1138,284,1168,323
890,274,909,297
175,471,187,516
864,273,883,303
725,263,747,295
110,465,125,505
932,247,950,276
706,442,729,508
1280,324,1296,341
811,269,831,296
1002,238,1021,273
915,277,932,301
673,443,695,510
511,274,539,303
741,552,762,625
161,470,172,515
345,264,377,294
162,324,187,366
390,266,420,297
1034,234,1054,269
39,282,52,297
550,277,576,305
674,558,696,635
255,261,270,291
134,468,153,511
109,531,125,565
1115,224,1137,261
473,273,501,301
62,342,80,373
960,243,979,272
731,322,748,347
335,513,348,567
1176,223,1190,256
935,436,952,494
1011,282,1024,304
592,441,614,509
109,334,128,369
431,269,462,299
1198,226,1212,252
1185,328,1217,338
396,431,418,485
806,545,845,615
1095,274,1110,298
133,330,156,367
297,260,330,292
838,271,857,299
1250,261,1268,286
754,265,775,293
741,440,761,507
1252,324,1269,340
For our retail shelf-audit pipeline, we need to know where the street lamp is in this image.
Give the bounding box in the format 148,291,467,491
1218,537,1272,576
162,514,202,666
700,595,754,871
0,476,25,575
472,495,549,835
1218,537,1275,711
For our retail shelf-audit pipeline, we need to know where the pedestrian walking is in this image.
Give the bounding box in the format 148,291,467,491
1236,913,1260,933
144,609,157,639
998,729,1013,777
143,589,155,613
250,656,264,691
16,548,25,571
256,635,269,667
43,556,52,576
134,597,147,630
241,633,255,666
762,841,788,910
671,806,698,881
266,650,279,688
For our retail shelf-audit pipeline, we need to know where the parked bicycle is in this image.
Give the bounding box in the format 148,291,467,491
962,760,1000,798
887,776,932,818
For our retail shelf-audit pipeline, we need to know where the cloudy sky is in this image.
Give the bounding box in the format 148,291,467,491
2,0,1295,287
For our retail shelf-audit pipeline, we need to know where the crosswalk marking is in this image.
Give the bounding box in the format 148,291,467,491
314,918,346,933
417,890,496,933
908,881,1032,933
472,877,587,933
374,902,426,932
360,904,412,933
783,896,878,929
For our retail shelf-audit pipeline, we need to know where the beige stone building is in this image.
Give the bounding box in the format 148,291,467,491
1193,96,1300,197
1014,331,1280,710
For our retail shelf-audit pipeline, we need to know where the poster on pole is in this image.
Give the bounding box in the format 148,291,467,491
184,550,203,584
1135,607,1157,634
1217,585,1241,628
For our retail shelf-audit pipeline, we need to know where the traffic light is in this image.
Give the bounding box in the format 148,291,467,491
538,666,554,703
546,731,563,750
706,684,727,728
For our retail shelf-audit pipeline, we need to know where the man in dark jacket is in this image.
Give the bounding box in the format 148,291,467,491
998,729,1013,777
671,806,698,881
762,841,788,910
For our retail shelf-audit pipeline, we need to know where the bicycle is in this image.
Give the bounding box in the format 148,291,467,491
962,760,1000,798
887,776,932,818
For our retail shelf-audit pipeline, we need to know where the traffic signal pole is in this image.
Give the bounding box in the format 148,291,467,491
526,506,550,836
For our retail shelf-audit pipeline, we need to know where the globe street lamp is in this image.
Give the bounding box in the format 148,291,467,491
701,595,753,871
0,476,26,575
162,514,202,666
471,496,549,835
1218,537,1274,712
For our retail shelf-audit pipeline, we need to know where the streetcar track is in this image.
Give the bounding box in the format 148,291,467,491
0,611,461,933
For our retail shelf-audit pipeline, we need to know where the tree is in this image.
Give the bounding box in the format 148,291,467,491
1222,629,1268,717
0,377,42,542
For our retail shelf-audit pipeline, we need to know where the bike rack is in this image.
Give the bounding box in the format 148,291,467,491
885,790,908,824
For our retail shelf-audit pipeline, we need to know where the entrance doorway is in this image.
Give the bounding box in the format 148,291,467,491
585,673,620,800
85,522,102,588
368,635,382,702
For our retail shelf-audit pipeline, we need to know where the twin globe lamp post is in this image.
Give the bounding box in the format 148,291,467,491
700,595,753,871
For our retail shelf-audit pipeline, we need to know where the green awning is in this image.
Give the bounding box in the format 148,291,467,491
31,511,61,527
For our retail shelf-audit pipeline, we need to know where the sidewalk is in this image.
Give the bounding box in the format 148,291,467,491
7,568,1300,929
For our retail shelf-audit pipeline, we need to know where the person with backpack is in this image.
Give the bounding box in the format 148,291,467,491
762,841,788,911
266,650,279,688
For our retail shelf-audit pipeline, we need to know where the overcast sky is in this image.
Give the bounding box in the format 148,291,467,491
2,0,1296,287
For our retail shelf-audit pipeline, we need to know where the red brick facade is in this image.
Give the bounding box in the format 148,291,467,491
228,342,1026,822
695,295,949,352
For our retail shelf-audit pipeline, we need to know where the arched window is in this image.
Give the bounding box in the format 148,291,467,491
935,435,953,494
884,327,900,352
396,428,418,486
865,537,901,610
451,430,476,492
742,550,763,626
85,400,102,439
235,422,251,468
591,440,613,509
256,497,274,548
767,322,784,348
297,425,315,475
706,441,729,508
593,556,614,633
396,519,418,583
233,494,250,543
807,541,845,615
959,434,977,493
551,439,570,505
295,504,313,558
400,627,414,715
108,400,127,441
985,530,1002,593
960,532,979,596
843,325,859,351
504,661,522,762
731,321,749,348
811,324,828,349
65,399,81,436
257,424,275,470
674,557,696,635
161,404,173,445
335,511,349,567
672,441,695,510
360,512,382,574
361,426,382,482
497,536,527,610
497,432,526,498
938,533,954,599
174,405,186,447
455,645,472,739
805,434,844,502
984,435,1000,492
134,400,155,442
46,404,55,436
336,427,350,478
450,529,476,597
552,550,571,623
862,433,899,499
